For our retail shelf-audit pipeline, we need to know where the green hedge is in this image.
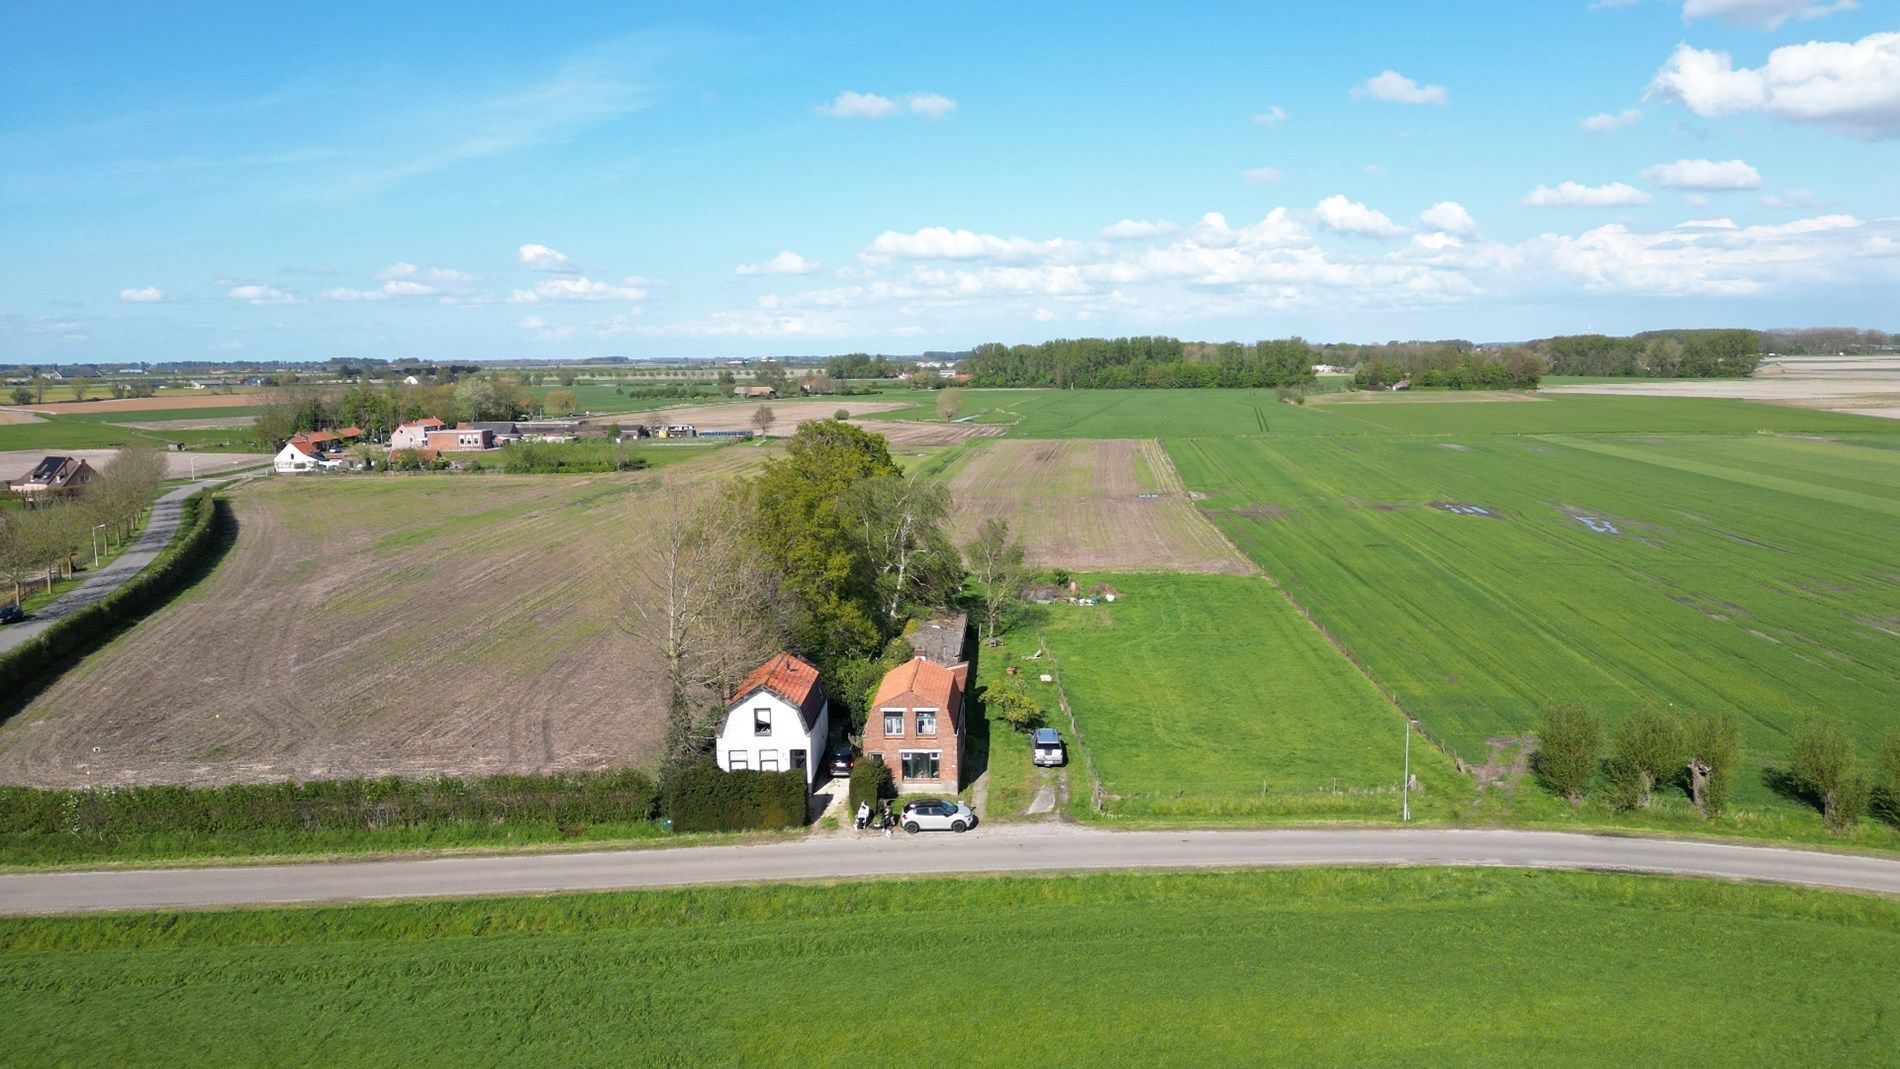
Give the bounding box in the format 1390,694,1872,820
464,441,652,474
0,769,658,864
849,758,893,811
0,489,226,712
663,761,808,832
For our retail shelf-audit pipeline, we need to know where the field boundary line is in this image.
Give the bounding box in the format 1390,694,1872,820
1035,631,1106,813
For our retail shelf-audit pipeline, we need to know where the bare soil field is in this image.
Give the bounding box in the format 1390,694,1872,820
7,393,265,415
1543,357,1900,415
940,439,1254,575
857,420,1005,447
0,410,40,425
587,398,908,432
1309,390,1542,404
0,449,271,481
0,450,761,787
118,416,260,431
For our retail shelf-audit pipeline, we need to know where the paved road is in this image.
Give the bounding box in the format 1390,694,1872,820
0,476,231,655
4,826,1897,915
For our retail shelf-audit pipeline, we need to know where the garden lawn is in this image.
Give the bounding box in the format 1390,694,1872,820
1030,573,1464,820
1167,432,1900,817
2,869,1895,1066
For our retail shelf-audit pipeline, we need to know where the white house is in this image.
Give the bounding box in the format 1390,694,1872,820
716,652,828,787
388,417,445,450
273,431,345,474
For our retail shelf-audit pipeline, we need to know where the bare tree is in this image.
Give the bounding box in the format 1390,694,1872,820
848,474,954,623
750,404,777,438
964,516,1029,643
617,484,788,777
936,387,963,422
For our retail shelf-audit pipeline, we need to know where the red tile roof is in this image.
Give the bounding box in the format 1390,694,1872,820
872,657,967,728
732,652,825,722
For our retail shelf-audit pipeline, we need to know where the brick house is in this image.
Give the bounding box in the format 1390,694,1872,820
7,455,96,497
862,656,969,793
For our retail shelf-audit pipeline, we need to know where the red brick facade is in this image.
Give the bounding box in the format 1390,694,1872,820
862,657,968,793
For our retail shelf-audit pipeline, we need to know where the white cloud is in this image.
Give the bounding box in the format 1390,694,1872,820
817,91,958,119
118,286,164,302
518,244,574,272
1641,157,1762,190
226,284,300,305
864,226,1079,263
1100,219,1179,240
1680,0,1858,30
321,287,388,302
1252,105,1289,126
1352,71,1447,105
736,251,819,276
1520,181,1655,207
1419,201,1477,236
508,276,648,303
1648,33,1900,140
1677,217,1740,229
1581,108,1642,133
1363,164,1388,177
517,315,547,329
1313,195,1407,237
1242,166,1284,184
1033,307,1057,322
1761,187,1825,209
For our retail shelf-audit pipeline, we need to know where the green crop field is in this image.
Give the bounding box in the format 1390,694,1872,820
1167,432,1900,814
2,869,1894,1065
1002,573,1463,820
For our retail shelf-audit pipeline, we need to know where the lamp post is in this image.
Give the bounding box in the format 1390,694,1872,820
91,524,106,568
1401,720,1411,823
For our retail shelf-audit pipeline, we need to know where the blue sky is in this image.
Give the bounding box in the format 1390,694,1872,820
2,1,1897,362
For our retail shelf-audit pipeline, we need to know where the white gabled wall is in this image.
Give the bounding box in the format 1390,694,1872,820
715,689,827,787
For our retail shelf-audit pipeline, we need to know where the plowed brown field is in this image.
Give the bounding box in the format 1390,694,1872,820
0,451,760,787
941,439,1253,575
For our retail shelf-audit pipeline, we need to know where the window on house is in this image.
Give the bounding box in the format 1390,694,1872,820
789,749,807,770
916,710,936,735
754,709,771,736
760,749,779,772
882,710,904,736
900,751,941,780
728,751,748,770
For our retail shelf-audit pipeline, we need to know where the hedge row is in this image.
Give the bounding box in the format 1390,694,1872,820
0,769,658,840
0,489,225,710
663,761,808,832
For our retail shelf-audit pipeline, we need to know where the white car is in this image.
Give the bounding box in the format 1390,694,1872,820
1032,727,1066,767
900,799,977,833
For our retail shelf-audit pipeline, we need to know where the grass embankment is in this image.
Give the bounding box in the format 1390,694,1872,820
3,868,1895,1065
981,573,1464,823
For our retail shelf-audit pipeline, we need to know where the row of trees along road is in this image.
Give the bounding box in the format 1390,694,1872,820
1537,703,1900,833
252,375,553,448
964,336,1321,389
0,449,167,606
620,421,983,786
1535,329,1762,378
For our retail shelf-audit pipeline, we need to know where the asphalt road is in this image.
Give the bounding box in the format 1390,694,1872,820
4,825,1897,915
0,476,229,655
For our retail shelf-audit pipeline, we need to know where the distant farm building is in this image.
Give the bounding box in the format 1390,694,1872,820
8,455,97,497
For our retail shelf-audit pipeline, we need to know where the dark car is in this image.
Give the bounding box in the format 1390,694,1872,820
0,603,24,626
827,745,855,777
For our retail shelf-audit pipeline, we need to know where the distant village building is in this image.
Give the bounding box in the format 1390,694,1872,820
389,417,446,451
8,455,97,497
274,431,347,473
734,385,779,399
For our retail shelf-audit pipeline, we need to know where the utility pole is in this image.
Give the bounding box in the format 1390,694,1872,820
1401,721,1411,823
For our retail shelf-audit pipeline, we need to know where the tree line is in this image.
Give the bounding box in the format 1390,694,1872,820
1349,344,1544,390
964,337,1320,389
0,450,167,606
252,375,554,447
1535,703,1900,834
1535,329,1762,378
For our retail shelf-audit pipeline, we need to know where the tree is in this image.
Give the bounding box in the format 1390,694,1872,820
1534,702,1602,805
1874,728,1900,825
964,517,1029,643
742,420,901,665
847,474,957,624
985,679,1044,733
834,408,851,421
1607,706,1684,810
936,387,963,422
545,389,580,417
751,405,776,437
68,377,94,402
1790,718,1869,833
8,386,30,406
619,488,788,785
1685,710,1742,818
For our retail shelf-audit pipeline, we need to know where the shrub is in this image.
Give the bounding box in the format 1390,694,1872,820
1686,710,1742,818
986,679,1044,733
663,761,807,833
387,448,433,471
834,408,850,420
1534,702,1602,805
849,758,893,811
1606,706,1684,810
1877,729,1900,825
1790,718,1869,833
467,441,651,474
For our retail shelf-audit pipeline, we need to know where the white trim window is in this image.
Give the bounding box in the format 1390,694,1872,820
753,708,772,736
728,750,749,770
916,709,937,736
882,709,904,737
760,749,780,772
899,750,941,781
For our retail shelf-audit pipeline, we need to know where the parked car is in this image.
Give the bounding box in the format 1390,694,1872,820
0,604,24,626
826,744,855,777
1032,727,1066,767
900,799,977,834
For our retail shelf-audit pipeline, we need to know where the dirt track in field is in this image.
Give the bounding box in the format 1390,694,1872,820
0,451,760,787
7,393,264,415
942,439,1254,575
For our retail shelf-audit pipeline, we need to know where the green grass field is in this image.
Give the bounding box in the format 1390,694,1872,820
1167,433,1900,811
1011,573,1464,820
2,868,1893,1065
